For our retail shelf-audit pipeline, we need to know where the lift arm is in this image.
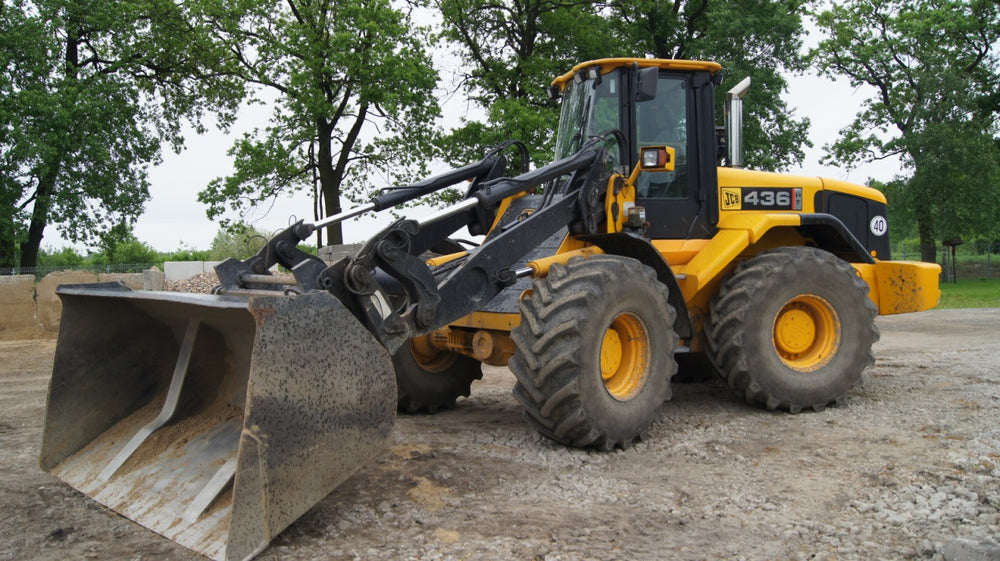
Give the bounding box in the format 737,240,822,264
216,140,616,354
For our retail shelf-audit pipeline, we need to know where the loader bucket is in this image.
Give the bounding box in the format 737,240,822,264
39,283,395,561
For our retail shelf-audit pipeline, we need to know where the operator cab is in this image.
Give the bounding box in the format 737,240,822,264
552,59,723,239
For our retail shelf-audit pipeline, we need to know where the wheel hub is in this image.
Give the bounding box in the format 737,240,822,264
775,308,816,354
772,295,841,372
600,313,650,400
409,334,458,373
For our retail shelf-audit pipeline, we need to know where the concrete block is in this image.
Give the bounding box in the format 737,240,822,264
0,275,40,339
36,270,98,332
98,272,144,290
164,261,222,282
143,267,165,291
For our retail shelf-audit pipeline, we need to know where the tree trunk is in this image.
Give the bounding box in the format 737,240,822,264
19,183,52,269
19,161,61,268
316,102,370,247
917,218,936,264
316,118,344,246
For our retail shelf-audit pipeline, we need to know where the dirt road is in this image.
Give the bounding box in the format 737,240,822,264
1,309,998,561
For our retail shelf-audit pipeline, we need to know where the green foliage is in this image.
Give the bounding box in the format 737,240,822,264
608,0,813,171
972,238,1000,255
436,0,812,172
195,0,441,246
208,225,271,261
436,0,610,166
108,239,159,266
812,0,1000,262
36,246,87,268
160,245,213,262
0,0,244,268
91,223,158,265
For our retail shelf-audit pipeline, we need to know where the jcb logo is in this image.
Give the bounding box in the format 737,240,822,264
721,188,741,210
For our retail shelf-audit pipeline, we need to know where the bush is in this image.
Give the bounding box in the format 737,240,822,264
107,239,158,265
161,246,213,262
209,225,271,261
37,247,87,268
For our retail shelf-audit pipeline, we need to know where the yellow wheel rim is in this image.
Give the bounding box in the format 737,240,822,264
600,313,650,400
409,335,457,373
772,294,841,372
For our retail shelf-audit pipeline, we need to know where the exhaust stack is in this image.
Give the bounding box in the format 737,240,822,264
725,77,752,168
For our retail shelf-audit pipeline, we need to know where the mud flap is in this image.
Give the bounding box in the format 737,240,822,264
40,284,396,561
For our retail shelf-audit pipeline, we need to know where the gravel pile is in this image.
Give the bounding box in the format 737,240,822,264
163,271,219,293
162,271,300,294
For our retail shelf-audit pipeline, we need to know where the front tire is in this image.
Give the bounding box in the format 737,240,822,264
705,247,879,412
392,335,483,413
510,255,678,450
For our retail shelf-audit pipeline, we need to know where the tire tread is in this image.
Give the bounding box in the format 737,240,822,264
705,247,879,412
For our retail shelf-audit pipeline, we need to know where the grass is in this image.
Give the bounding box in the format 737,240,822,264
938,278,1000,309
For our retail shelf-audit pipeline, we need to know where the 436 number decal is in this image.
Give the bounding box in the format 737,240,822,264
721,187,803,211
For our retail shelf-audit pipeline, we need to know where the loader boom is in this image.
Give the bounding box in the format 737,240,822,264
216,138,617,355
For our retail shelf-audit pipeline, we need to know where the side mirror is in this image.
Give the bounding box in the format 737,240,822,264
635,67,658,102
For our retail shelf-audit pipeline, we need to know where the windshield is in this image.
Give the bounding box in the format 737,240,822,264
553,71,621,163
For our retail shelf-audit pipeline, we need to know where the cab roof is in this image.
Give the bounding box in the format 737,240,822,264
551,58,723,91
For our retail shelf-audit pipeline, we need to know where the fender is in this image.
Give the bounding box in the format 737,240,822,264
581,233,693,340
797,213,877,264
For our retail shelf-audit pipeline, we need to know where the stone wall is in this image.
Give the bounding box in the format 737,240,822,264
0,269,162,340
35,270,99,332
0,275,43,339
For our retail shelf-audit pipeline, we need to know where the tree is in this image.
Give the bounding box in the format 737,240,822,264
607,0,813,171
208,224,270,261
436,0,609,167
812,0,1000,262
0,0,242,268
196,0,441,247
436,0,812,171
36,246,86,268
92,222,158,265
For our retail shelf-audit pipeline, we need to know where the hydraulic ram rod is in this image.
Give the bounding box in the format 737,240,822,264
314,152,507,231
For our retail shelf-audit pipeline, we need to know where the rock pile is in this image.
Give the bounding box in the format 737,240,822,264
163,271,218,294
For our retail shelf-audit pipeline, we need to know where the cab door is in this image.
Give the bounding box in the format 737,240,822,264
633,71,718,240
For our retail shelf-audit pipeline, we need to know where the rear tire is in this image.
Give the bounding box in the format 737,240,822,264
392,335,483,413
510,255,678,450
705,246,879,412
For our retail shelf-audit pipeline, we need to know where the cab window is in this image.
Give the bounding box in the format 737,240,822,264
635,77,689,199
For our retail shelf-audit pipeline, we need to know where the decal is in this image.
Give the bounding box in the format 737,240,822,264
721,188,742,210
870,215,888,237
722,187,803,211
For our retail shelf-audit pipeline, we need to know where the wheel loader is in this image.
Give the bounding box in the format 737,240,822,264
40,58,940,561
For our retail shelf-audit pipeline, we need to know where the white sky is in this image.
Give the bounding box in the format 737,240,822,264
45,30,901,254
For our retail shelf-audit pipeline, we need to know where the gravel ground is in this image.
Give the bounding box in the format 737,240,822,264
1,308,998,561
